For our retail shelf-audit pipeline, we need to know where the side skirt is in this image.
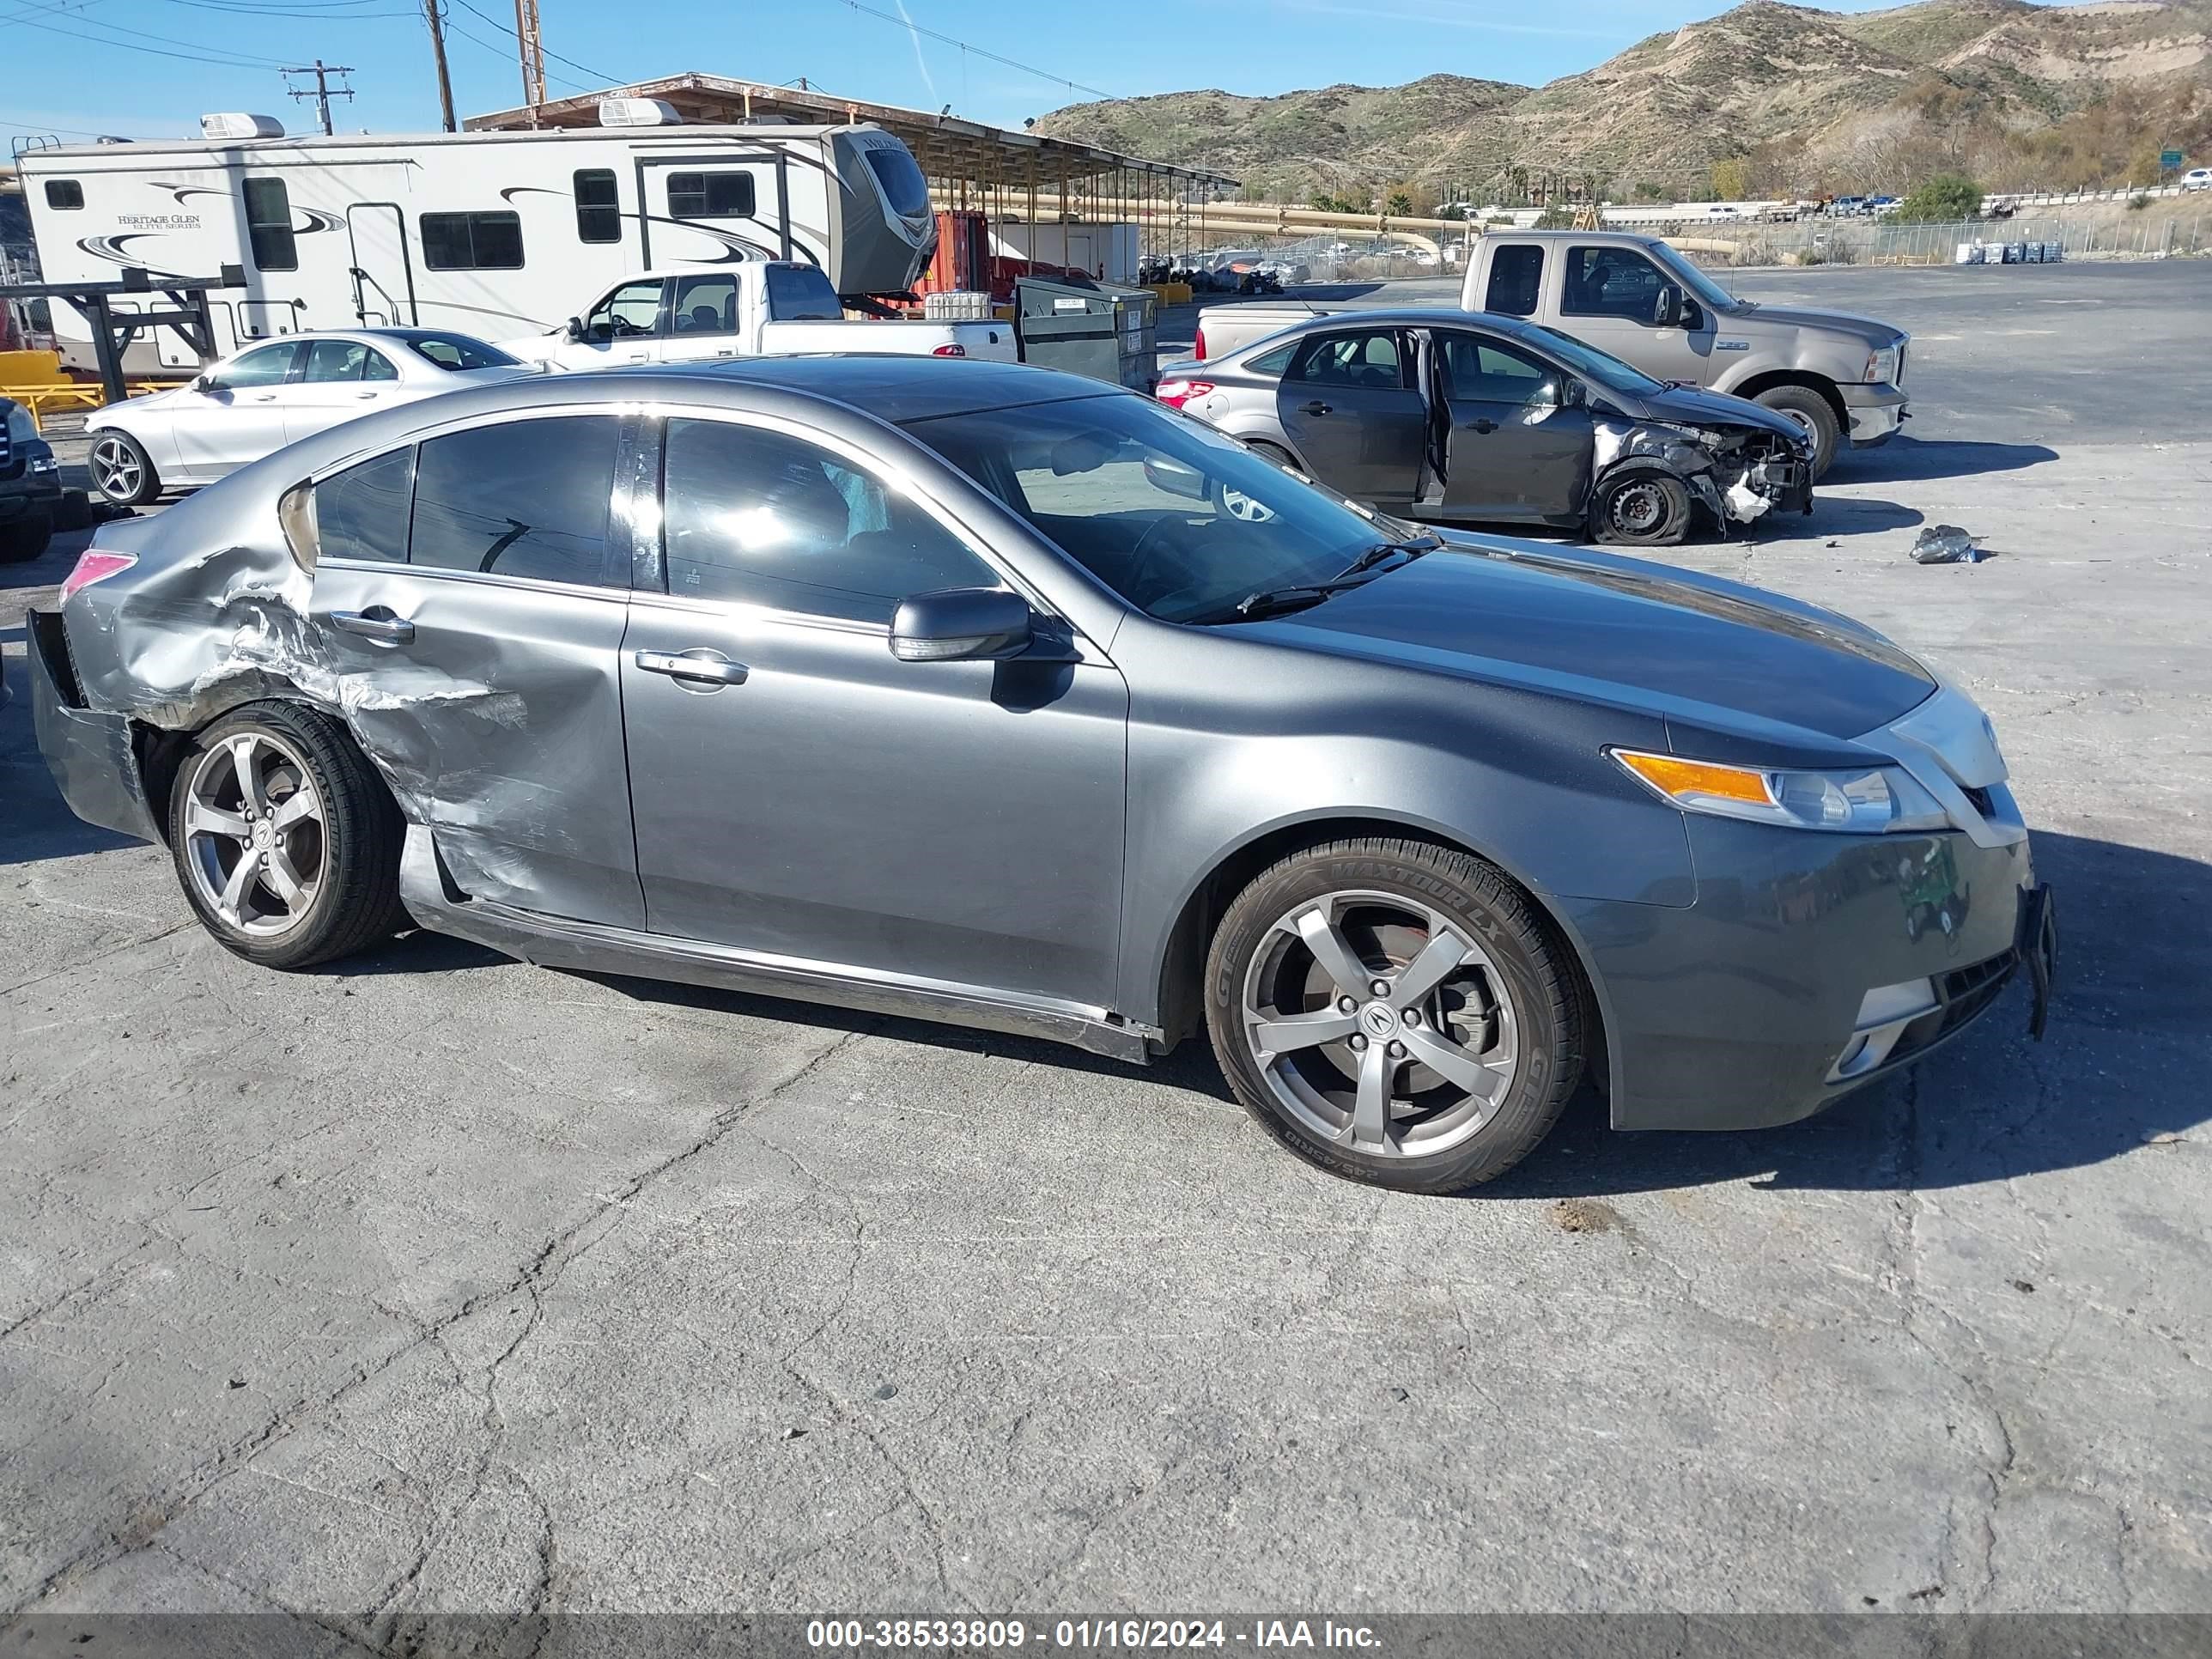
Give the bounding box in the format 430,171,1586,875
397,828,1159,1065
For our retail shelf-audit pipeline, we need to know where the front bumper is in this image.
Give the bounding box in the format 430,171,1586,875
25,607,162,843
1563,817,2043,1132
0,475,63,524
1838,381,1908,447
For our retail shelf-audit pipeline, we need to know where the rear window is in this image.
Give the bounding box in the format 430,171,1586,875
862,146,931,218
407,333,521,371
763,264,843,320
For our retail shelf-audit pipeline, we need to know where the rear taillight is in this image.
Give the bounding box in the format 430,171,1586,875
931,343,969,357
1193,326,1208,361
59,550,136,605
1153,378,1214,410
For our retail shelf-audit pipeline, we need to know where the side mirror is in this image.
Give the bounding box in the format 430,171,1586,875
890,586,1033,663
1652,284,1683,328
1560,378,1587,408
193,374,224,393
563,316,586,342
1142,455,1209,502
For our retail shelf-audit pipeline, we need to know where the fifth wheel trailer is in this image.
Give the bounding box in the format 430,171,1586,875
15,108,940,375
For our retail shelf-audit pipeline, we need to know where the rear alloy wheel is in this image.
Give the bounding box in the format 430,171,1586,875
1590,467,1692,547
168,702,405,969
88,430,161,507
1206,838,1584,1193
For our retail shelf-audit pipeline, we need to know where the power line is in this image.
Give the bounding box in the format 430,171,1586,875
282,57,356,132
816,0,1113,100
9,8,284,64
445,0,614,88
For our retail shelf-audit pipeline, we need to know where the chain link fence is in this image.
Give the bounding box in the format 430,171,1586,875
1684,214,2209,267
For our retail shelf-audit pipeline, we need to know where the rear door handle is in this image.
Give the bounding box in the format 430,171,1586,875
1299,400,1332,416
331,608,414,644
635,648,747,687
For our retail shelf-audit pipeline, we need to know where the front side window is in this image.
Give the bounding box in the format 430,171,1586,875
586,279,664,341
314,447,416,565
661,418,995,623
667,172,757,220
668,274,738,336
301,339,396,382
244,177,296,271
43,179,83,211
216,342,301,387
574,168,620,243
1437,332,1559,408
421,211,524,270
1561,246,1666,320
410,416,621,587
910,394,1422,627
1484,245,1543,317
1288,329,1404,389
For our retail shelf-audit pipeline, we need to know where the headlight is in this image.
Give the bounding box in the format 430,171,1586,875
1863,345,1899,384
1610,748,1949,834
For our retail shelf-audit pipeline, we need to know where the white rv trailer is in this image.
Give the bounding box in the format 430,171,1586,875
15,108,939,374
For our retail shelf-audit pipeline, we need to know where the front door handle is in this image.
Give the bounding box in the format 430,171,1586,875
331,608,414,645
636,648,748,687
1299,400,1332,416
1465,417,1498,434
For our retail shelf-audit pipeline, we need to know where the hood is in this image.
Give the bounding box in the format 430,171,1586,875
1729,302,1904,352
1613,380,1807,441
1252,539,1936,742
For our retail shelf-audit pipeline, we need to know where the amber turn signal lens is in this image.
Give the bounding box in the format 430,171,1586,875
1611,750,1776,807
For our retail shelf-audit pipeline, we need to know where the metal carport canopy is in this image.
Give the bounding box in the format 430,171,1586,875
464,72,1237,196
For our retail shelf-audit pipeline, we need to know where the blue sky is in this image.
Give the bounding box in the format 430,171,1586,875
3,0,1905,150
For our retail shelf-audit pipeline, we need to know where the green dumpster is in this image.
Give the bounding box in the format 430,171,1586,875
1013,276,1158,390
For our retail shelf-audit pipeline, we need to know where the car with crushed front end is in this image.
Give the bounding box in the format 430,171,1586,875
26,358,2054,1194
1156,308,1813,547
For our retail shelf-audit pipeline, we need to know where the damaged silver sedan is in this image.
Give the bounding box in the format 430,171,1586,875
1155,308,1814,547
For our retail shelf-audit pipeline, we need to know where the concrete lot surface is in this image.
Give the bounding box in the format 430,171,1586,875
2,262,2209,1638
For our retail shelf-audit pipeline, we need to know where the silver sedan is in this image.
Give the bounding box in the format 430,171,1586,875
84,328,538,507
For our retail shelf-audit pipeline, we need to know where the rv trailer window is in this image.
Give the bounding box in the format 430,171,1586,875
44,180,84,211
244,178,297,271
667,172,757,220
574,169,620,243
862,147,931,219
421,212,524,270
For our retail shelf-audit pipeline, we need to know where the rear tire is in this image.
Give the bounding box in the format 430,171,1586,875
1753,385,1840,481
1589,465,1692,547
1243,439,1300,471
88,430,161,507
167,701,406,970
0,511,52,564
1206,836,1584,1194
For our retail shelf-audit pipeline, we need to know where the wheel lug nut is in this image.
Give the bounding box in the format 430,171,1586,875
1388,1040,1406,1059
1337,996,1357,1014
1348,1034,1368,1052
1402,1007,1420,1026
1370,979,1391,999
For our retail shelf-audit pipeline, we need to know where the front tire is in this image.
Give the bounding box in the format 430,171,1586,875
0,511,52,564
167,702,406,969
88,429,161,507
1206,837,1585,1193
1589,465,1692,547
1753,385,1840,481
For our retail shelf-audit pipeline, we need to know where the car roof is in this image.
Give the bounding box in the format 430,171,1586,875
1218,308,1562,356
633,356,1125,422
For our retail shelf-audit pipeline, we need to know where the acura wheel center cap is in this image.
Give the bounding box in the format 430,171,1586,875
1360,1003,1396,1040
252,821,274,851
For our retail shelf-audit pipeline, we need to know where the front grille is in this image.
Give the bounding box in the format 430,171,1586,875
1895,342,1907,386
1961,784,1995,817
1937,950,2017,1035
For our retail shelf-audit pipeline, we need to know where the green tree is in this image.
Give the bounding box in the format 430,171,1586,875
1709,157,1751,201
1893,173,1983,222
1532,207,1575,229
1385,191,1413,216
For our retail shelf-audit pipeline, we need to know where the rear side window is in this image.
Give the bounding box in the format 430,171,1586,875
1288,329,1404,389
421,211,524,270
314,447,416,565
667,172,756,220
410,416,621,587
1484,245,1543,317
244,178,297,271
301,339,395,382
44,179,84,210
573,168,620,243
1243,343,1297,377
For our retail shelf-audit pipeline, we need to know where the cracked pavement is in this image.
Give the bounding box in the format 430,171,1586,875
2,261,2209,1632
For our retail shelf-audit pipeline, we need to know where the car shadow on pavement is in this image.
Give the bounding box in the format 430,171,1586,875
1487,827,2209,1200
1828,436,2058,484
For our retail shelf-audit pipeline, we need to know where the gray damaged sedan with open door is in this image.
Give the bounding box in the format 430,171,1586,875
28,359,2051,1193
1157,308,1813,547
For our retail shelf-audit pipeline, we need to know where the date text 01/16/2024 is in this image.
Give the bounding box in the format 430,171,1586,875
805,1620,1382,1650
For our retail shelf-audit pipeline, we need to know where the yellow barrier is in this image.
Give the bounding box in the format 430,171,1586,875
0,349,66,386
0,380,168,433
1146,282,1194,306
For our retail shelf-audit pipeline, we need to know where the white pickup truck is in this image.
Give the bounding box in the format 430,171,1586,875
500,262,1017,372
1193,230,1909,477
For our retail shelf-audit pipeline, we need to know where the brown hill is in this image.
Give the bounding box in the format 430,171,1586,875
1033,0,2212,201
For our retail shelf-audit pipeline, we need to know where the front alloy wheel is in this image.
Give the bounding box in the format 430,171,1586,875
88,431,160,506
1207,837,1584,1192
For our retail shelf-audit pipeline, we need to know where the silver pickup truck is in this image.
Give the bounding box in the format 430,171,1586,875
1193,230,1908,478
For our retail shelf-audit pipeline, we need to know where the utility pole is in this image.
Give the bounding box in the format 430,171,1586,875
422,0,456,132
513,0,546,124
281,60,354,136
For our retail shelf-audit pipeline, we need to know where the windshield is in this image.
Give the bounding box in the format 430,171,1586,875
907,395,1421,625
863,145,932,219
1647,243,1743,314
1527,325,1668,398
406,333,520,370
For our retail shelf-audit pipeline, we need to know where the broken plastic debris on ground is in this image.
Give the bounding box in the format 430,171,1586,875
1911,524,1989,564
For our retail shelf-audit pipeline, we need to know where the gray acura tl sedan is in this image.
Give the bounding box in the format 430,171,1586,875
27,358,2054,1193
